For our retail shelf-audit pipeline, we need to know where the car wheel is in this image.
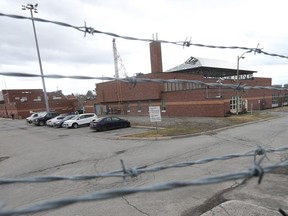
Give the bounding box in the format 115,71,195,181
101,126,107,131
39,121,45,126
72,123,78,129
127,123,131,128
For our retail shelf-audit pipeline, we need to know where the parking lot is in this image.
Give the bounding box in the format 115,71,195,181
2,117,151,139
0,116,287,216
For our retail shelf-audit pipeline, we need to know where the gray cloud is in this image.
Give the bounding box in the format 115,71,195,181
1,0,288,94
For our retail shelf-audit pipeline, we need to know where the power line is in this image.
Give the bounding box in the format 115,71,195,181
0,72,288,91
1,12,288,59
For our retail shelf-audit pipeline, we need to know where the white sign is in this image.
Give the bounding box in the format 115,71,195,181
149,106,161,122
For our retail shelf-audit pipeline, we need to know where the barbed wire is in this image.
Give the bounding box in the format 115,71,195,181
0,160,287,216
1,11,288,216
0,146,286,185
0,12,86,33
1,72,288,92
1,12,288,60
0,146,287,215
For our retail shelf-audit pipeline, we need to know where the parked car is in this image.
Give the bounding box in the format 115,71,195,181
53,114,76,128
62,113,97,129
46,115,66,127
26,112,46,124
33,112,59,126
90,116,131,131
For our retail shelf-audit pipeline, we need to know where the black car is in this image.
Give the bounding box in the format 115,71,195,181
33,112,59,126
90,116,131,131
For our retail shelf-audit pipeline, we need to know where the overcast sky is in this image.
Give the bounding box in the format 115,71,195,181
1,0,288,95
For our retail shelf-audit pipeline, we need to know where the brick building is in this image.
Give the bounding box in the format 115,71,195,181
0,89,78,119
95,41,288,117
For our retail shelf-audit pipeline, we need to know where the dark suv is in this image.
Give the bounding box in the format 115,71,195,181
33,112,59,126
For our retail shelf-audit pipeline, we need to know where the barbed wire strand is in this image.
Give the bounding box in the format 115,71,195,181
279,208,288,216
0,160,287,216
0,72,288,92
0,146,287,185
1,12,288,59
0,12,288,216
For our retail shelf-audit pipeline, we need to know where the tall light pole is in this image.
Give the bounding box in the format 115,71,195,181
22,3,50,113
236,50,252,115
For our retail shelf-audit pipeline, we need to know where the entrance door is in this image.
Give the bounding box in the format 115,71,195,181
230,96,242,113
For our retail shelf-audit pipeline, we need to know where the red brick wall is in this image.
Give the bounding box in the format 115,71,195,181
95,73,288,117
0,89,77,119
150,41,163,73
96,81,162,103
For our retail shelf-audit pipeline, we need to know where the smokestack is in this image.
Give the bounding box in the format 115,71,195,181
150,34,163,73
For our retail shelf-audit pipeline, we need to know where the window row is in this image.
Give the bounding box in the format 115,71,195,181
126,100,166,113
164,82,202,92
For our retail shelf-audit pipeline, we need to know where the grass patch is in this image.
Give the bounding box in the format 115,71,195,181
126,112,273,138
128,126,206,138
227,112,272,124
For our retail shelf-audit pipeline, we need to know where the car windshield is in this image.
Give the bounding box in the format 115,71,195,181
63,115,75,120
71,115,80,120
95,117,105,122
38,112,47,117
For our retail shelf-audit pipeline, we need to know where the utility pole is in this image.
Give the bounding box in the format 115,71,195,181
236,50,252,115
22,3,50,113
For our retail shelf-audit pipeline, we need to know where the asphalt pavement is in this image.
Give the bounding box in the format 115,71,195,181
0,112,287,216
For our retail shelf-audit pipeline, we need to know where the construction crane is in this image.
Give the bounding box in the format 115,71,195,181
112,38,127,78
112,38,127,114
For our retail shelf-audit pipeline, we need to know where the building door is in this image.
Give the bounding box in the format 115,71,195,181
230,96,242,113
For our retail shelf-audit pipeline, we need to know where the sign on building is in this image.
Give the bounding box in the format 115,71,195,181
149,106,161,122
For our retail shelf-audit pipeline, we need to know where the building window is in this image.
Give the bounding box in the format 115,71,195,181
283,94,288,105
164,83,168,92
53,96,62,100
179,82,183,91
20,97,27,102
127,102,130,112
272,94,279,107
137,101,141,112
164,82,183,92
161,99,166,112
171,83,176,91
33,96,41,102
175,83,179,91
167,83,172,91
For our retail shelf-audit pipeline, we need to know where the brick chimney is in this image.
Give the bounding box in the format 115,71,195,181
150,37,163,73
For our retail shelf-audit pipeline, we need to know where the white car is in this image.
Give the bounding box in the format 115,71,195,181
26,112,47,124
62,113,97,129
46,115,66,127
